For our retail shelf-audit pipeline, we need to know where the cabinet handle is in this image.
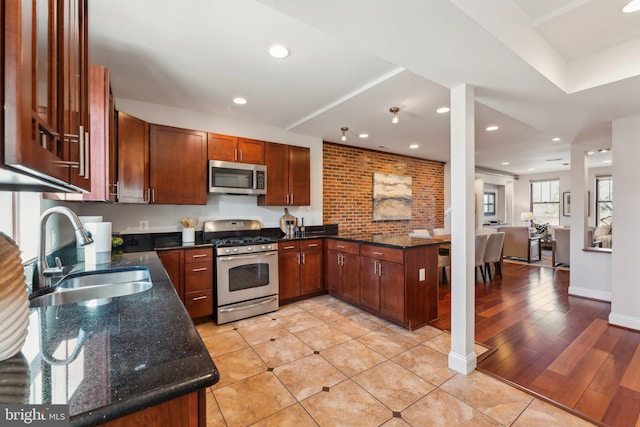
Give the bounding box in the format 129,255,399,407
379,262,383,276
83,130,90,180
234,148,238,161
373,251,384,256
302,253,306,264
192,295,208,301
290,193,294,204
192,267,208,272
151,188,155,202
307,243,318,247
110,181,120,198
78,127,85,177
285,194,290,204
239,149,243,161
337,245,345,249
145,188,150,202
297,253,301,264
283,245,296,250
373,261,378,275
191,254,208,258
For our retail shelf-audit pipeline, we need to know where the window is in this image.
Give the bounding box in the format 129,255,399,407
596,176,613,225
530,180,560,225
0,191,42,262
483,192,496,216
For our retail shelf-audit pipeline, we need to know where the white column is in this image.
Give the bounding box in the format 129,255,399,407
448,84,477,374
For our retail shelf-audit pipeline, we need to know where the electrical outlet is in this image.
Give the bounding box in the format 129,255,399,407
139,220,149,231
419,268,425,281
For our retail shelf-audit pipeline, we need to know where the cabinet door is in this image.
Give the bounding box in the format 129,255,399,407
301,249,323,295
359,256,380,311
379,261,405,322
158,250,183,301
278,252,301,300
150,124,207,205
341,252,360,305
63,0,89,191
237,138,264,164
117,112,149,203
288,145,310,206
259,142,288,205
207,133,237,162
325,250,342,296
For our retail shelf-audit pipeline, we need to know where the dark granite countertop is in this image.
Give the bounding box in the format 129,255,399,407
7,251,218,426
325,233,444,248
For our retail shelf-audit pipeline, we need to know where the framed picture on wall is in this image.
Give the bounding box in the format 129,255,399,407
563,192,571,216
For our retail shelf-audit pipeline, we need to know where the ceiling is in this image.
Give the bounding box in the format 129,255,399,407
89,0,640,175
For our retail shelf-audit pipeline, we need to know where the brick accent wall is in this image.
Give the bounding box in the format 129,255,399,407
323,142,445,235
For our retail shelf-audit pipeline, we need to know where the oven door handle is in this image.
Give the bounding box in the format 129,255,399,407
218,297,278,313
217,252,278,262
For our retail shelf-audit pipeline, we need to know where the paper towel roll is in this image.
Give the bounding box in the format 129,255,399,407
85,222,112,265
77,216,103,261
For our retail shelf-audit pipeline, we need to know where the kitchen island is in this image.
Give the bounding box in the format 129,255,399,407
325,234,443,330
4,252,218,426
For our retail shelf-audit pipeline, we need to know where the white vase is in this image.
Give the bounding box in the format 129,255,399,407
0,233,30,362
182,228,195,243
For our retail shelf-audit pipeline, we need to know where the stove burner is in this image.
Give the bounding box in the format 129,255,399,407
212,236,276,247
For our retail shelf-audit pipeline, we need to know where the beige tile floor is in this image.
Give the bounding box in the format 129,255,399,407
197,295,595,427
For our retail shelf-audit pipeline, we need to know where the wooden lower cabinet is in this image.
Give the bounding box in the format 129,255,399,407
279,239,323,303
158,247,213,319
102,389,205,427
326,239,438,330
325,240,360,305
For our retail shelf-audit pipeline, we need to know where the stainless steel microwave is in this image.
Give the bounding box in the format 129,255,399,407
208,160,267,195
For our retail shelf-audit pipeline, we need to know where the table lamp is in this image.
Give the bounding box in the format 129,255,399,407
520,212,533,226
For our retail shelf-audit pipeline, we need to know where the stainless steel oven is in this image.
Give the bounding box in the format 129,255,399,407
204,220,279,324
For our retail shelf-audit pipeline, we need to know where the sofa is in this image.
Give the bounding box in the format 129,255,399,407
587,223,612,248
500,225,541,263
552,227,570,266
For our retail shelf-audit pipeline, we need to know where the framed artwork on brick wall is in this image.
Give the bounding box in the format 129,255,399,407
372,173,412,221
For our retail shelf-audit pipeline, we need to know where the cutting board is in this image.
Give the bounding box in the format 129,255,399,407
279,208,296,233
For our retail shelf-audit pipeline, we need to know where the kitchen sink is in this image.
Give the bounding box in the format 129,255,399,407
30,267,153,308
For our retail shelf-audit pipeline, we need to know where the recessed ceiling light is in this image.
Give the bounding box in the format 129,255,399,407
233,97,247,105
409,144,419,149
552,137,561,142
623,0,640,13
436,107,450,114
486,125,499,131
587,151,595,155
501,162,510,165
359,133,369,139
528,168,535,171
268,44,290,58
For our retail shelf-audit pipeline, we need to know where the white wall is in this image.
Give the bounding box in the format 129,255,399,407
73,99,324,233
610,115,640,329
514,170,570,227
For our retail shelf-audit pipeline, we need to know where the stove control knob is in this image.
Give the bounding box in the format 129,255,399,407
247,246,253,252
225,249,231,254
233,248,238,253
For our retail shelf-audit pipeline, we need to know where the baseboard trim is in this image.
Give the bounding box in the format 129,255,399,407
448,351,477,374
568,286,612,302
609,313,640,331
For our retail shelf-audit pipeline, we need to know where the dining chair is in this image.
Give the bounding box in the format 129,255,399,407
475,233,489,283
432,228,449,283
483,232,505,281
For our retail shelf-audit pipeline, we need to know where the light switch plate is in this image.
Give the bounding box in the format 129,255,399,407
419,268,425,281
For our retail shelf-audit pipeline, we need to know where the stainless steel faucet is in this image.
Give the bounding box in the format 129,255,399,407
37,206,94,289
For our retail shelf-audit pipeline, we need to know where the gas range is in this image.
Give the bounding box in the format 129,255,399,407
203,220,278,256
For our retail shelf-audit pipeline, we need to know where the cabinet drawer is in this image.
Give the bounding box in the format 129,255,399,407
301,239,323,251
326,239,359,254
185,290,213,318
184,261,213,292
279,241,300,253
360,244,404,264
184,247,213,264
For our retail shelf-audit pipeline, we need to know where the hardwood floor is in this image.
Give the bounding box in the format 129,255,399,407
431,261,640,427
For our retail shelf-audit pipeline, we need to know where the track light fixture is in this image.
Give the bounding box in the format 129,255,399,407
341,127,348,141
389,107,399,124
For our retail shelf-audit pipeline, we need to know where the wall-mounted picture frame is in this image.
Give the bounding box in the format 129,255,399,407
372,173,412,221
563,192,571,216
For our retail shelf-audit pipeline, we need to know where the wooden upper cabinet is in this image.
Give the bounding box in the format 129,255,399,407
117,112,149,203
3,0,90,190
207,133,264,164
258,142,310,206
150,125,208,205
288,145,311,206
